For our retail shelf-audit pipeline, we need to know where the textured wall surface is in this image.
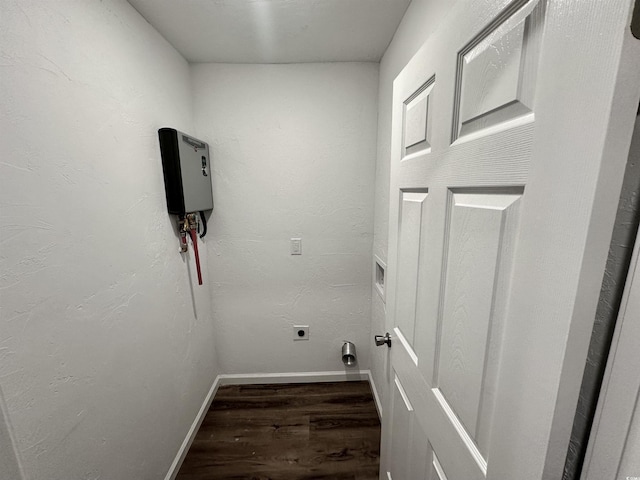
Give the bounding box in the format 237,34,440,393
191,63,378,374
369,0,456,415
0,1,219,479
0,386,22,479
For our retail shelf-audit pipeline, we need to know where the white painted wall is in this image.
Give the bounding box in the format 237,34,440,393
0,386,23,480
0,1,219,479
191,63,378,374
369,0,458,415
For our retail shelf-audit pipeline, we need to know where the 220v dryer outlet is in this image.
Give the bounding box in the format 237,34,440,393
293,326,309,341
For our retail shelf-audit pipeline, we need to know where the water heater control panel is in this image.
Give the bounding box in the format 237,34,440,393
158,128,213,215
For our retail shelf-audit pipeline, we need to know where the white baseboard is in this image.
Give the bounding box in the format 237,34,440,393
165,369,383,480
217,370,369,385
365,370,384,421
164,375,221,480
218,370,383,419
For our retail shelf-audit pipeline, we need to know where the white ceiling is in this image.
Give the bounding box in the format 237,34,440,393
127,0,412,64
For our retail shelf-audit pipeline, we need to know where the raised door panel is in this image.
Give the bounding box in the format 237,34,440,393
428,448,450,480
452,0,543,142
435,189,522,464
387,374,430,480
403,77,435,157
395,191,429,353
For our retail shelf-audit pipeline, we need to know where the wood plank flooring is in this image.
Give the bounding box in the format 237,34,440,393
176,381,381,480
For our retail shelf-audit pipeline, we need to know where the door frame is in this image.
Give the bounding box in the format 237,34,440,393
581,225,640,478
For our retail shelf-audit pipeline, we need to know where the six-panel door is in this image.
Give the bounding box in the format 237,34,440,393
381,0,636,478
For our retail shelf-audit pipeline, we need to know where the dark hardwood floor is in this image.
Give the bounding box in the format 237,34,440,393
176,381,381,480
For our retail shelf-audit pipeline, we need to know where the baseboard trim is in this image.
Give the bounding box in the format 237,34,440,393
164,375,221,480
365,370,384,421
219,370,383,419
217,370,369,385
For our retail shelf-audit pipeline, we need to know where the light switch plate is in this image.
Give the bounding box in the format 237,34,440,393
291,238,302,255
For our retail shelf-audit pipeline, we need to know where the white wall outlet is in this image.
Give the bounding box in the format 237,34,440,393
290,237,302,255
293,325,309,340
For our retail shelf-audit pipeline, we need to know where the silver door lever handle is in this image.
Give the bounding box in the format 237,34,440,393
375,333,391,348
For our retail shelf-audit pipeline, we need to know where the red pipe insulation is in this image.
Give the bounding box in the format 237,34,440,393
189,228,203,285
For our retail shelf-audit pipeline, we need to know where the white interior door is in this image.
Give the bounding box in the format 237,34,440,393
381,1,640,479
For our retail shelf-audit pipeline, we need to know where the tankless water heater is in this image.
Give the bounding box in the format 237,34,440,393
158,128,213,215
